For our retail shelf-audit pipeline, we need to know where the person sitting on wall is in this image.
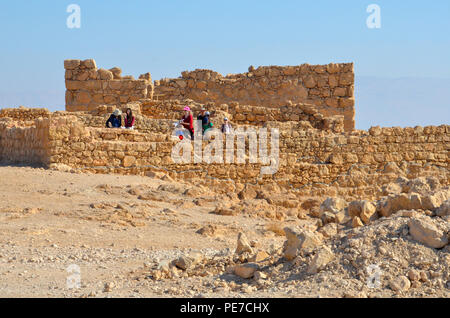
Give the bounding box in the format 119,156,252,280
197,107,207,124
221,117,232,134
106,109,122,128
181,106,194,140
124,108,135,130
202,111,213,134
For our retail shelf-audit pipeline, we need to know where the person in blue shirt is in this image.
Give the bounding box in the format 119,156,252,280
106,109,122,128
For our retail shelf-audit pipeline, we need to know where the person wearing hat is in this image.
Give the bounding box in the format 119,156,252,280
180,106,194,140
106,109,123,128
221,117,232,134
202,111,213,134
197,107,206,119
197,107,208,129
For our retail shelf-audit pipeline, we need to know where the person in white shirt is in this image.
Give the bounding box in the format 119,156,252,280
221,117,232,134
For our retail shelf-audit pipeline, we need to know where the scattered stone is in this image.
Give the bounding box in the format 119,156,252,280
351,216,363,228
408,217,448,248
421,190,450,210
234,263,259,279
103,282,115,292
319,197,346,214
321,212,336,224
408,269,420,281
249,251,270,263
307,246,334,274
390,276,411,292
174,256,196,270
436,199,450,217
420,271,429,282
318,223,338,238
212,206,237,216
283,227,323,260
235,232,253,255
254,271,267,281
196,225,225,237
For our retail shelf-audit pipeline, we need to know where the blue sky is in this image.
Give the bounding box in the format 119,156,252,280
0,0,449,129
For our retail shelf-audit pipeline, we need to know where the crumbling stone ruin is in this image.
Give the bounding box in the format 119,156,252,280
0,58,448,203
0,59,449,298
64,59,355,131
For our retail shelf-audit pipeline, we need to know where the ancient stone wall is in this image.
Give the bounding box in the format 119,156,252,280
64,59,355,131
64,59,154,112
0,107,51,122
139,99,345,133
153,63,355,131
1,109,448,201
0,117,50,165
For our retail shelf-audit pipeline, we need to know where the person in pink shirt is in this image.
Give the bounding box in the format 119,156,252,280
180,106,194,140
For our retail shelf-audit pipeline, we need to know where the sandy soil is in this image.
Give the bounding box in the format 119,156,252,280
0,166,287,297
0,166,448,298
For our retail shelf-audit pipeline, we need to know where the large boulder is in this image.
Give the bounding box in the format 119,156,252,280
408,217,448,248
235,232,253,255
379,189,450,216
173,252,203,270
319,197,346,215
348,200,376,224
379,193,411,217
404,177,431,194
234,263,259,279
307,246,334,274
436,199,450,217
390,276,411,292
403,177,440,194
421,189,450,211
283,227,323,260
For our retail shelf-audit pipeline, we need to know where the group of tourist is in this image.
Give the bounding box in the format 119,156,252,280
105,108,135,129
105,106,233,140
180,106,232,140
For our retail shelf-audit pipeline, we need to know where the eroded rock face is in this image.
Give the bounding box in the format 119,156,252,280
408,217,448,249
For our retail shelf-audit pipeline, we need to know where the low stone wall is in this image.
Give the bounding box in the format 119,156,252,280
0,117,50,165
139,99,345,133
1,108,448,201
0,107,51,122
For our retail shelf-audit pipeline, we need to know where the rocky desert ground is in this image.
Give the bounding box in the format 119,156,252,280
0,164,448,298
